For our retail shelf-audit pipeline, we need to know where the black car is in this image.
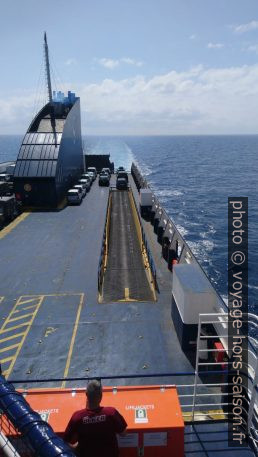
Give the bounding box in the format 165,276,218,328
99,173,110,186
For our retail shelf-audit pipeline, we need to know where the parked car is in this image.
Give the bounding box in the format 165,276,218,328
99,172,110,187
116,172,128,190
73,184,86,198
67,189,82,205
116,166,125,173
101,167,111,177
117,171,128,182
0,173,11,182
87,167,97,180
78,179,91,192
87,171,95,182
0,196,20,227
81,173,93,186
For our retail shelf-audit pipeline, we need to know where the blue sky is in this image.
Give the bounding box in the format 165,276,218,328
1,0,258,134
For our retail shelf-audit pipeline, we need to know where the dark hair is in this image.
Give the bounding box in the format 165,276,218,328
86,379,102,402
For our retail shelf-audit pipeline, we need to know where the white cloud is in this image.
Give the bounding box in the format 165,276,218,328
95,57,143,69
97,58,119,69
207,42,224,49
65,58,77,66
121,57,143,67
233,20,258,34
247,44,258,54
2,64,258,134
189,34,197,40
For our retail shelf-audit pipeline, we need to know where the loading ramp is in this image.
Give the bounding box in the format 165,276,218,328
101,190,155,302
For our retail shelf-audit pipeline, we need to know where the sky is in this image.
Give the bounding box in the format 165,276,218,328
1,0,258,135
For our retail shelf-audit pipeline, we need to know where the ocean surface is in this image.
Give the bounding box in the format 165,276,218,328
0,134,257,316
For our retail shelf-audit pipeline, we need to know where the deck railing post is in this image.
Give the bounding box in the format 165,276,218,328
191,314,202,421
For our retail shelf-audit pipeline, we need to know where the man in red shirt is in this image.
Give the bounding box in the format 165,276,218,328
64,380,127,457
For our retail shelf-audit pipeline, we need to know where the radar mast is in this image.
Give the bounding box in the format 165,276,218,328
44,32,53,105
44,32,56,142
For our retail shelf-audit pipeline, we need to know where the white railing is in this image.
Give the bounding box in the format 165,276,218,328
175,312,258,453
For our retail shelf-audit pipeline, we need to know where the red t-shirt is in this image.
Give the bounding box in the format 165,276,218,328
64,406,127,457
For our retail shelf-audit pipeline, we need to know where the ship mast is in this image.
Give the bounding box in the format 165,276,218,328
44,32,53,104
44,32,57,143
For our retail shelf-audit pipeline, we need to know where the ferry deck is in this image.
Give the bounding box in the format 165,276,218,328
0,172,257,456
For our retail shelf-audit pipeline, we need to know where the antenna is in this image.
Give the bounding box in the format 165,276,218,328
44,32,53,104
44,32,57,143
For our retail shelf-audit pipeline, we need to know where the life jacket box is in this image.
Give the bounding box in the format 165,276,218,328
23,385,184,457
172,264,217,351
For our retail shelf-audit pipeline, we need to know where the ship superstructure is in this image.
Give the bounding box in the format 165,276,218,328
13,34,83,207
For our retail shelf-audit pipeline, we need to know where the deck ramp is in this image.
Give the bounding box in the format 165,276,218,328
102,190,154,302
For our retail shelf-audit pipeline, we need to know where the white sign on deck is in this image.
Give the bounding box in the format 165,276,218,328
144,432,167,447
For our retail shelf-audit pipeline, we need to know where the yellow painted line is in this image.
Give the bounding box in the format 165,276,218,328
14,293,83,298
0,332,26,343
16,297,41,305
0,356,14,364
57,198,67,210
0,322,32,334
4,296,44,379
0,211,31,239
125,288,129,300
183,409,226,421
118,288,138,302
13,304,38,313
0,343,20,353
0,297,4,305
128,191,156,301
62,294,84,388
8,312,34,323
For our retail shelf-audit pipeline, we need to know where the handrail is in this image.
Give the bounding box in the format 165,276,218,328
131,162,227,312
0,375,75,457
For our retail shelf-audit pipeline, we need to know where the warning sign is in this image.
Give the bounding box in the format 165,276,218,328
135,408,148,423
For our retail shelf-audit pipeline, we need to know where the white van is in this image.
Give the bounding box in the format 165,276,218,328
87,167,97,180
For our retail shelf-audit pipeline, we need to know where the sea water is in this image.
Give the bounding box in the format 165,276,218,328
0,134,257,315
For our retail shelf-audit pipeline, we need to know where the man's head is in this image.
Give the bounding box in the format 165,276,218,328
86,380,102,408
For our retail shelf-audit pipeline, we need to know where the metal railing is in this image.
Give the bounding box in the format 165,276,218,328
131,162,227,312
97,189,112,293
189,312,258,453
129,189,158,290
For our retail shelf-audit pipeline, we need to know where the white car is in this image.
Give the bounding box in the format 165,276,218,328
87,167,97,179
81,174,93,186
73,184,86,198
87,171,95,182
67,189,82,205
78,179,90,192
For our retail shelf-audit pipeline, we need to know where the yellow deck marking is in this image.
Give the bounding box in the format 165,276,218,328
17,297,41,305
0,295,44,379
0,343,20,353
0,332,26,343
0,356,14,364
8,312,35,323
57,198,67,210
62,293,84,388
0,211,31,239
183,409,226,421
0,322,32,334
124,288,130,300
13,304,38,313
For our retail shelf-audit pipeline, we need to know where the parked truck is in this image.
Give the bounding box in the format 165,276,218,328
0,196,20,228
139,189,153,219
